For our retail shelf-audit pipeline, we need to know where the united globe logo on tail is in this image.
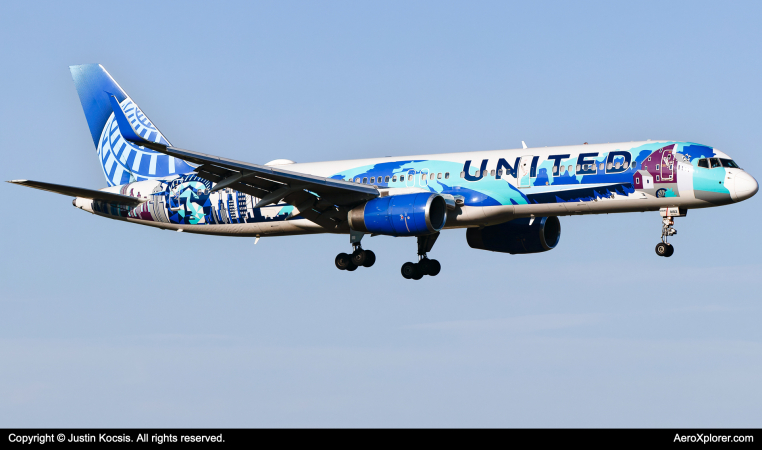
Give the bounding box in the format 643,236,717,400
70,64,194,187
97,98,195,186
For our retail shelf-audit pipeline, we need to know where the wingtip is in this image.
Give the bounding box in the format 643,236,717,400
7,179,27,184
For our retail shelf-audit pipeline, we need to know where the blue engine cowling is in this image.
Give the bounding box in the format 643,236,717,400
466,216,561,254
348,193,447,236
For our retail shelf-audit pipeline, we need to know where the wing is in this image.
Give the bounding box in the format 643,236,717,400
8,179,144,206
107,94,378,230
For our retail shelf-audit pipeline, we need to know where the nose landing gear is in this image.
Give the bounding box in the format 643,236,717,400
401,233,441,280
655,207,685,257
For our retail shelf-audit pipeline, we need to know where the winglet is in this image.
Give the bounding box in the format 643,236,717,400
522,141,528,149
107,94,165,149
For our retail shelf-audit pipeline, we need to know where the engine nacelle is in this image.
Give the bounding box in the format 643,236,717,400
348,193,447,236
466,216,561,254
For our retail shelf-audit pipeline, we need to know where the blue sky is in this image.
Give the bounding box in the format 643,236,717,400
1,0,761,426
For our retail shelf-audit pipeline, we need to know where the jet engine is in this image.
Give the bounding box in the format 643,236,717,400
348,193,447,237
466,216,561,254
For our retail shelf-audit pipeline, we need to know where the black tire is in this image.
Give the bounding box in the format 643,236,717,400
411,264,424,280
346,263,358,271
665,243,674,257
428,259,441,276
351,249,367,267
401,262,416,279
419,258,433,275
655,242,668,257
362,250,376,268
335,253,352,270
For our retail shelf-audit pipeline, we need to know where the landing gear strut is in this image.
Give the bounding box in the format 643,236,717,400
336,229,375,271
401,233,441,280
655,208,682,257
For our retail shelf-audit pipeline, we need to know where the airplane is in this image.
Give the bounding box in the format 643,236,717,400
9,64,759,279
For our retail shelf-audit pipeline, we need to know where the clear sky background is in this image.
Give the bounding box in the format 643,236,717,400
1,0,761,427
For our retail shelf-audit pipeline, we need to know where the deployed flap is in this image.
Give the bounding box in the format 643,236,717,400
118,141,379,208
104,81,379,212
7,180,144,206
162,146,380,208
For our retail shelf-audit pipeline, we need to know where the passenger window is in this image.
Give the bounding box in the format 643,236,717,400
568,165,573,173
475,170,480,177
607,162,613,170
445,172,450,179
430,173,435,180
355,178,360,183
490,170,495,176
421,174,426,181
710,158,721,168
370,177,375,183
698,159,709,169
437,173,442,179
408,175,413,181
615,162,621,169
497,169,503,176
553,166,558,174
363,177,368,183
623,162,629,169
576,164,581,172
599,163,604,171
392,175,397,182
459,172,465,178
560,166,566,174
385,176,390,182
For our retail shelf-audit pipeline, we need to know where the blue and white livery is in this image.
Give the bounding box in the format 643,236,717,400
9,64,759,279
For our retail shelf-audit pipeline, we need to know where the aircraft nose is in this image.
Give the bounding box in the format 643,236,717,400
732,171,759,202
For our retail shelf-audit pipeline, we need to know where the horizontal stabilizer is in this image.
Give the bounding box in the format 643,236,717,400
7,180,144,206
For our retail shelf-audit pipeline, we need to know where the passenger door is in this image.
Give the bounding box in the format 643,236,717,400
405,169,416,188
420,168,429,187
518,155,533,188
661,150,675,181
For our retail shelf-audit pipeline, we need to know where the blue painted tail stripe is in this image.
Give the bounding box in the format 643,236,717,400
70,64,127,147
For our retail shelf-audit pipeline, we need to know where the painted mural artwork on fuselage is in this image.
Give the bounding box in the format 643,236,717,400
9,64,759,279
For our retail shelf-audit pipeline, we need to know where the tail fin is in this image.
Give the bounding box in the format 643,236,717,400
70,64,194,186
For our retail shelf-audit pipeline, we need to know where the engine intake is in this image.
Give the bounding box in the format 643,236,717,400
466,216,561,254
348,193,447,236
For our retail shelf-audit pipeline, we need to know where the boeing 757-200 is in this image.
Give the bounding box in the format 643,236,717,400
9,64,759,279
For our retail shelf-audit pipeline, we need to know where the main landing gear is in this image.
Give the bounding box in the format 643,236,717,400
335,230,376,271
401,233,441,280
655,208,681,257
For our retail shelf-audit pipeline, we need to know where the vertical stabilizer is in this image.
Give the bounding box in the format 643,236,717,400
70,64,194,186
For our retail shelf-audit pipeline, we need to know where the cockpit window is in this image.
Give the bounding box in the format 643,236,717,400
710,158,721,168
698,159,709,169
720,159,740,168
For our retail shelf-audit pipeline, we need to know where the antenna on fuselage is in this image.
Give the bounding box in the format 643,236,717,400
522,141,527,149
